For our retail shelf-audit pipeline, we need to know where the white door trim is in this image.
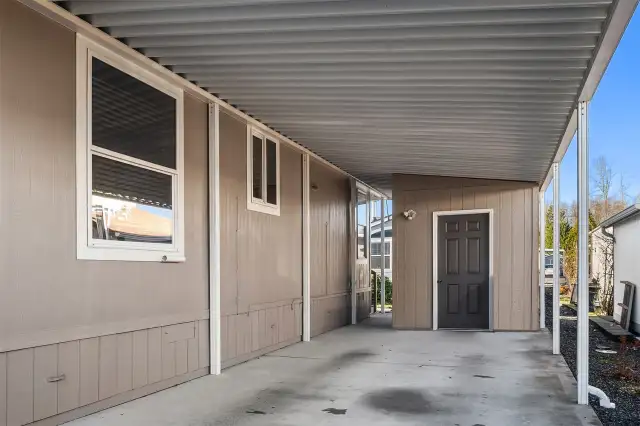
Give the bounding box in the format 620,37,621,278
432,209,494,331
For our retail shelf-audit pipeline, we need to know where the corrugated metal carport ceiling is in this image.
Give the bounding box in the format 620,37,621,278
58,0,618,194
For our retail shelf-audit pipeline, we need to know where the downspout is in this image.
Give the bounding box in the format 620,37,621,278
589,386,616,408
592,226,617,409
578,101,615,409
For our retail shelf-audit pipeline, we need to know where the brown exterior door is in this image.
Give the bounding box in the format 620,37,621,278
438,213,490,329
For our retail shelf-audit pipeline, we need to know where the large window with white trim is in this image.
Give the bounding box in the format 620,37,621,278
76,36,185,262
247,127,280,215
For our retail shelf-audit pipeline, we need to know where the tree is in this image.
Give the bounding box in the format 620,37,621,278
590,156,628,223
545,205,572,250
592,155,614,220
563,212,597,292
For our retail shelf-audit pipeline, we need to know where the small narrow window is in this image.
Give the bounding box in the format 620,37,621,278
247,128,280,215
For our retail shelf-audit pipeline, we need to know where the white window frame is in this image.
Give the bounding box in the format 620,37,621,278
246,126,280,216
76,35,185,262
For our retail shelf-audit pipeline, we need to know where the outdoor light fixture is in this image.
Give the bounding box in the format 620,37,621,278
403,209,417,220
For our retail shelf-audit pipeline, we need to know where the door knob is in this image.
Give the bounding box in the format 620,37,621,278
437,280,443,284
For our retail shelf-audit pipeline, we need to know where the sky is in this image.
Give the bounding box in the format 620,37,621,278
545,10,640,205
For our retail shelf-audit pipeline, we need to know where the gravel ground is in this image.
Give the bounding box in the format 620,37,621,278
545,288,640,426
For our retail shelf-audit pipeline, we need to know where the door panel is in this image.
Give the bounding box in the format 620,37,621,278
438,213,489,329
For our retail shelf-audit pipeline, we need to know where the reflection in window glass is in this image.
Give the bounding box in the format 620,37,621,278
252,136,263,200
92,155,173,244
357,225,366,259
266,139,277,205
371,243,381,256
92,58,177,168
371,255,391,270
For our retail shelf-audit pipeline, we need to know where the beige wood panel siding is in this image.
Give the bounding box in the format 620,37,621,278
33,345,58,421
57,341,80,414
220,301,302,368
219,111,303,317
0,0,209,353
393,175,539,331
0,321,208,424
218,111,304,366
355,262,371,322
309,160,351,335
7,349,34,426
311,294,350,337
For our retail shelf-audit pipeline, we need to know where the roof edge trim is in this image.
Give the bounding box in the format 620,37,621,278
599,203,640,228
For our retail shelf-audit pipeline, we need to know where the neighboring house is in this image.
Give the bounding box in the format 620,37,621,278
543,248,566,286
590,225,614,290
370,214,392,279
598,204,640,334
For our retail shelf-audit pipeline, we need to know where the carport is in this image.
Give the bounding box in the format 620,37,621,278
8,0,638,422
66,314,601,426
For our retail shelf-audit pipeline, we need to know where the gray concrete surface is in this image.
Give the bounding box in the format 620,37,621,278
67,314,600,426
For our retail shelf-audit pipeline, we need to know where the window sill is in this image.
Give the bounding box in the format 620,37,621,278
77,247,186,263
247,200,280,216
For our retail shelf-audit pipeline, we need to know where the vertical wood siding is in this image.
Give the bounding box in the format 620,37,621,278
393,175,540,331
355,262,372,322
309,160,351,336
218,111,304,365
0,322,209,425
0,2,211,424
0,0,209,352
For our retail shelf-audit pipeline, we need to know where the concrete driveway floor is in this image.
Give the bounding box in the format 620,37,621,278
67,314,600,426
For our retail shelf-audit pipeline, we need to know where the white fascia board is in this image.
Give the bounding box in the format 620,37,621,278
540,109,576,192
541,0,637,191
579,0,639,102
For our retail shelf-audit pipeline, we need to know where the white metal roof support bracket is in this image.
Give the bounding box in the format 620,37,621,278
380,199,386,314
540,191,546,330
208,103,221,375
350,179,357,325
302,153,311,341
553,162,560,355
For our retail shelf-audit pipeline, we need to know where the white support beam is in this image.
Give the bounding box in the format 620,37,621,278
539,191,546,330
350,179,358,325
302,153,311,341
552,162,560,355
577,101,589,405
208,103,221,375
380,199,386,314
368,197,374,312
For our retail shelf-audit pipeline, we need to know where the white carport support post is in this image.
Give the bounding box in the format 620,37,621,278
369,197,374,312
539,192,546,330
577,101,589,405
208,103,221,375
552,162,560,355
350,179,357,325
302,154,311,341
380,199,386,314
